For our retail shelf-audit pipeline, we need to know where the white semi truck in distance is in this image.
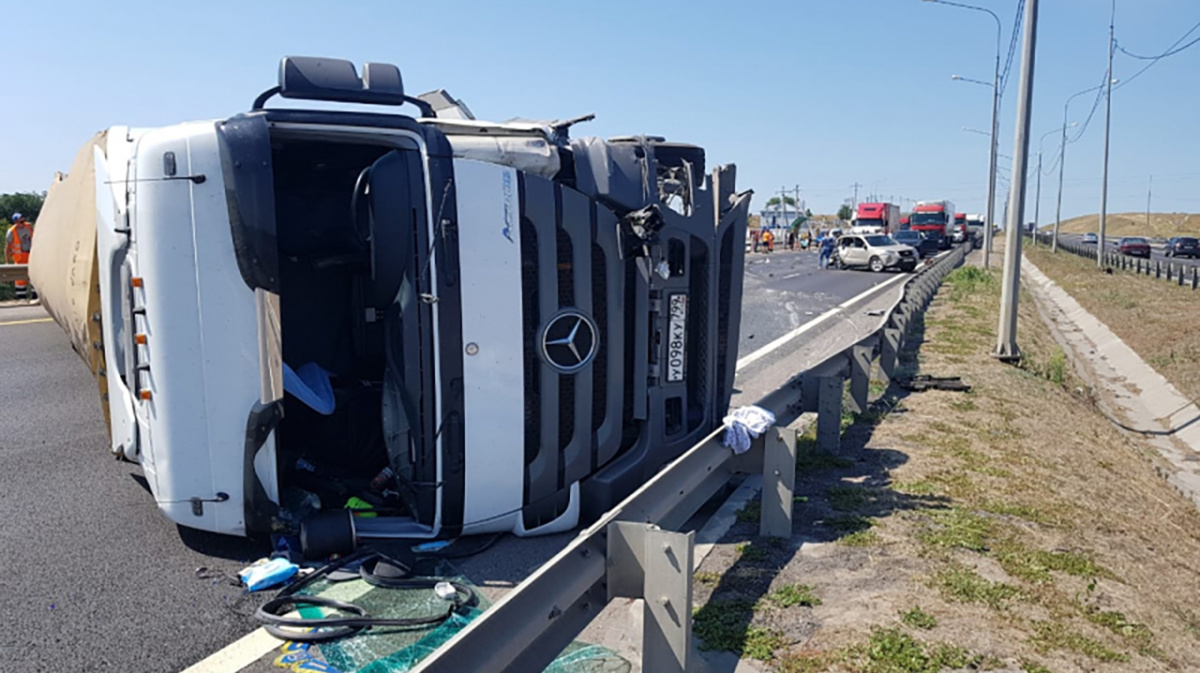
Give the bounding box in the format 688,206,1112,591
30,57,752,554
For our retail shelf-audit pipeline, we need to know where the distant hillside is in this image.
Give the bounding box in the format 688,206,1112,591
1046,212,1200,239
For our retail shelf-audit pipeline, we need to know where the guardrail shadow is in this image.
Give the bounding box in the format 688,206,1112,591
692,310,952,668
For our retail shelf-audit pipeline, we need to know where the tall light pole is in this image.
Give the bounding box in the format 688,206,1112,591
1097,3,1116,268
1052,80,1115,252
995,0,1038,362
928,0,1002,269
1033,124,1075,246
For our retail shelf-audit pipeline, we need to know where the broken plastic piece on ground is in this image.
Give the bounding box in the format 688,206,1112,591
284,362,336,415
721,405,776,454
899,374,972,393
240,557,300,591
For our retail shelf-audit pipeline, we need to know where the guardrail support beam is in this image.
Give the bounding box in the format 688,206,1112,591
760,426,797,539
817,376,842,454
609,522,695,672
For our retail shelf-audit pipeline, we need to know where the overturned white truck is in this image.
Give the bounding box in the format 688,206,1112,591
31,57,751,551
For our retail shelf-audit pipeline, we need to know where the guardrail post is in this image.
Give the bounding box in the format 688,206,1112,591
1155,261,1161,278
817,376,842,454
880,327,902,381
760,426,797,539
607,522,695,673
1178,266,1185,286
847,344,872,414
1192,268,1198,290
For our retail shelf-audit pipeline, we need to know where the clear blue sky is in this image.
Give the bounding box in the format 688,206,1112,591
1,0,1197,223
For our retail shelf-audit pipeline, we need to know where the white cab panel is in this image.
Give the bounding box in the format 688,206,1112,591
453,159,527,532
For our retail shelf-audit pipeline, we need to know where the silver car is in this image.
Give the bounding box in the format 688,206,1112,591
835,234,919,272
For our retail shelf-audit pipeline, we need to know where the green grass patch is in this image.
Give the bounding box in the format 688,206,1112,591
946,266,997,300
994,544,1110,584
948,397,977,412
1031,620,1128,663
839,529,881,547
936,567,1019,608
979,501,1046,523
695,571,721,586
766,583,822,608
827,485,873,511
693,599,785,660
1086,608,1154,648
900,607,938,630
735,542,768,562
893,480,939,496
735,498,761,524
1020,660,1052,673
796,451,855,472
857,628,991,673
824,515,874,534
916,508,992,552
775,651,841,673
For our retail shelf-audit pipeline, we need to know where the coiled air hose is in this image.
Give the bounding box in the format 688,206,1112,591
255,548,478,642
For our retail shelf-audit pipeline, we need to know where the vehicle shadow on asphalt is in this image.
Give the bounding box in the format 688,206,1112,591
693,308,953,668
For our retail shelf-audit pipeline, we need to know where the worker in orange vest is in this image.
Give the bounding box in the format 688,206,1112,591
760,229,774,253
5,213,34,300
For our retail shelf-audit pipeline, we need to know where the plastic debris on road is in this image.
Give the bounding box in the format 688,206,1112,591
240,557,300,592
721,405,776,454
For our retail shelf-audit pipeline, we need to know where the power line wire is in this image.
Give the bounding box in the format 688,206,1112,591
997,0,1026,97
1115,20,1200,60
1113,19,1200,90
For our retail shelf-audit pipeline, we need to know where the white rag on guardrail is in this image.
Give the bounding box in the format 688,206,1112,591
721,405,776,454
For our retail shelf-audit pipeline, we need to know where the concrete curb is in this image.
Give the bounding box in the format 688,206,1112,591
1023,255,1200,510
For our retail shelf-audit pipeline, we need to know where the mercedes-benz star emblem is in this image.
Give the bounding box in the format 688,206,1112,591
541,311,599,373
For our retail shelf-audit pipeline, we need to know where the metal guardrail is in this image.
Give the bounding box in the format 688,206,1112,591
0,264,29,283
1030,233,1200,290
409,243,970,673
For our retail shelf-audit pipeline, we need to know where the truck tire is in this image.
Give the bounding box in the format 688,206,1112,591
869,256,884,273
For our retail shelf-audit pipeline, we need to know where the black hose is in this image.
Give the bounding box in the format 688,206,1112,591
255,548,477,643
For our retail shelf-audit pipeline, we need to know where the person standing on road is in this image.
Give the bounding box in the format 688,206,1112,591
761,229,774,253
818,230,837,269
5,213,34,300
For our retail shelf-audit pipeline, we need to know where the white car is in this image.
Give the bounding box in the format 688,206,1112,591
835,234,919,272
1082,232,1098,244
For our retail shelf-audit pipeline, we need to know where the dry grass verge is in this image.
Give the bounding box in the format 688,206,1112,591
1024,245,1200,401
1050,212,1199,238
693,261,1200,672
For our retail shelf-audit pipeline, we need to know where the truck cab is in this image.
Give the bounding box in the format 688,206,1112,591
40,57,752,546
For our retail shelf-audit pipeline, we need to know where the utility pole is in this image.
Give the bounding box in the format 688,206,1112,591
777,186,791,229
1097,2,1115,268
850,182,862,208
995,0,1038,362
1146,175,1152,230
1032,148,1042,247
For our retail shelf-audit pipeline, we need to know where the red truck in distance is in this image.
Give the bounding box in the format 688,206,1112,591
853,202,900,235
911,200,956,249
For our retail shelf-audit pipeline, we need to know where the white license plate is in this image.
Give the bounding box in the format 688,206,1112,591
667,294,687,382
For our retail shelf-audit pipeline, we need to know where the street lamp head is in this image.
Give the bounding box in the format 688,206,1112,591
951,74,962,80
1067,122,1078,128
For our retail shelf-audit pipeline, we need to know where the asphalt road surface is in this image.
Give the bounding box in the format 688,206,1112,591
0,255,904,673
1055,233,1200,269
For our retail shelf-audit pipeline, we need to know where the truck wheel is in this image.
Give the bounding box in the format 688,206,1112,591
869,256,884,273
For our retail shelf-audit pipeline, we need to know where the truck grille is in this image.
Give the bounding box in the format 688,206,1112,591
519,174,625,529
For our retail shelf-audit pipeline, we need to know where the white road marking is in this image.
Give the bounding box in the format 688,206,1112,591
180,580,375,673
